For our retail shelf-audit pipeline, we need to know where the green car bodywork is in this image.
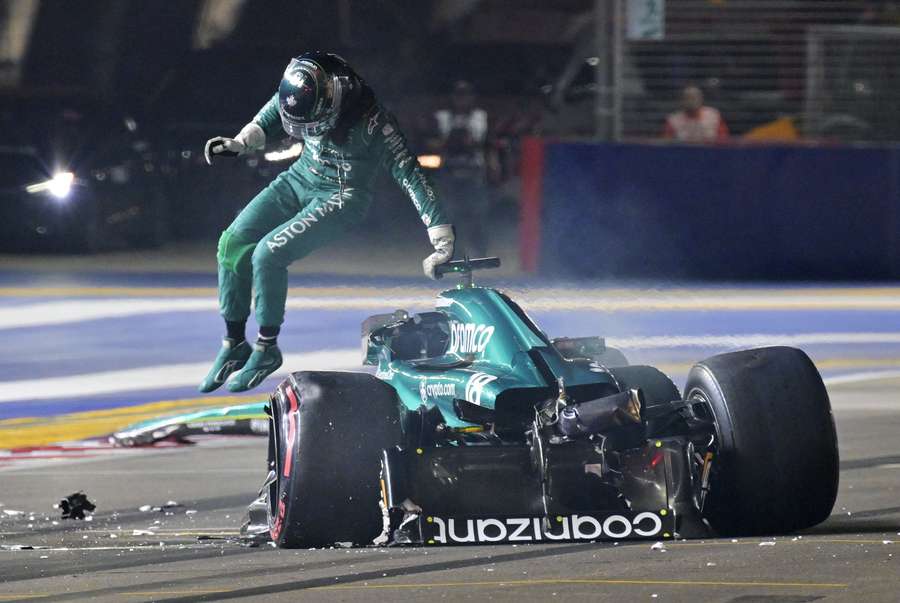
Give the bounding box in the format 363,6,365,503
111,401,269,446
365,286,618,429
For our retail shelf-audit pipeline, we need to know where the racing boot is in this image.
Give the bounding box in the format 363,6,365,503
199,338,252,393
227,342,283,392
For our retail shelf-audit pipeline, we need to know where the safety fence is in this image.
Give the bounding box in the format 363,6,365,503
582,0,900,142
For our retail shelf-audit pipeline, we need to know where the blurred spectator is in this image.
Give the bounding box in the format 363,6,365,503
429,80,497,257
662,85,729,142
858,1,900,25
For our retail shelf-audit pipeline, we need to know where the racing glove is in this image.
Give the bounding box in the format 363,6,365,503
422,224,454,280
204,122,266,165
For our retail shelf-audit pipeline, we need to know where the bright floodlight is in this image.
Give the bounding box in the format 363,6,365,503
48,172,75,199
417,154,443,169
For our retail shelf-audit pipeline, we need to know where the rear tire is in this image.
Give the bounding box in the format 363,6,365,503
267,371,401,548
685,346,838,535
594,346,629,369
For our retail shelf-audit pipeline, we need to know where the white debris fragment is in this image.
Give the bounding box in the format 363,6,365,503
39,555,48,559
185,509,197,515
132,530,155,536
139,505,152,512
2,509,24,516
883,540,893,545
759,541,776,546
109,534,118,539
166,501,179,507
650,541,666,551
730,539,739,543
706,562,717,567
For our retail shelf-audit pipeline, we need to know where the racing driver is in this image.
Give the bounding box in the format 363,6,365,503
199,52,454,393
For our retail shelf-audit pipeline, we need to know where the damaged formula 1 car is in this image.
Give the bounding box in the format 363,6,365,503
247,258,838,548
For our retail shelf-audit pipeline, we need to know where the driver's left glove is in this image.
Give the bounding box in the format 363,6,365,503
422,224,454,280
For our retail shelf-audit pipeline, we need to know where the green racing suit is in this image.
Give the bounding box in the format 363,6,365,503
217,94,448,327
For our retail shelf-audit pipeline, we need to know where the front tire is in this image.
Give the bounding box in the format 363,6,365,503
267,371,401,548
685,346,838,535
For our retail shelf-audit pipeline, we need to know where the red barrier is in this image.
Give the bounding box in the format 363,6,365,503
519,137,544,273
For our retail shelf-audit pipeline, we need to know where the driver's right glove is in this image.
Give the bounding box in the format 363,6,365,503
204,122,266,165
423,224,455,279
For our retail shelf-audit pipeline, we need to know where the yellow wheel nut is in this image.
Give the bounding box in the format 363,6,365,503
659,509,668,516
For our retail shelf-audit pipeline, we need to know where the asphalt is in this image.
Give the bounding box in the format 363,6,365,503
0,378,897,602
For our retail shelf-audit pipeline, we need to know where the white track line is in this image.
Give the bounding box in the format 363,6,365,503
608,333,900,349
5,291,900,330
823,369,900,386
0,298,431,330
0,348,360,403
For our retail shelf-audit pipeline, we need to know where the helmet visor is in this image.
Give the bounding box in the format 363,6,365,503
279,109,339,139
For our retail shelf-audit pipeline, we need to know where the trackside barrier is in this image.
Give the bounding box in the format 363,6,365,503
519,139,900,279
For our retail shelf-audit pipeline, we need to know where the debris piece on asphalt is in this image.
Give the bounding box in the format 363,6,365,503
138,501,184,513
650,541,666,551
706,562,716,566
759,541,776,546
132,529,155,536
2,509,25,516
59,492,96,520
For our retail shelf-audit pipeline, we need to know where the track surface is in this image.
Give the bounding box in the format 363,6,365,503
2,271,899,601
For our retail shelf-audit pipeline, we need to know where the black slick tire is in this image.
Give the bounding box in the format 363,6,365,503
267,371,401,548
684,346,838,535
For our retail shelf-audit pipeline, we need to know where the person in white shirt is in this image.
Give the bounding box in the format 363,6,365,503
662,85,729,143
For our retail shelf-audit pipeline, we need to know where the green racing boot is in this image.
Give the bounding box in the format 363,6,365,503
199,338,252,393
227,343,283,392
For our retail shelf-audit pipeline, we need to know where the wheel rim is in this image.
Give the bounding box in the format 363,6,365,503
266,403,282,536
684,387,722,516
